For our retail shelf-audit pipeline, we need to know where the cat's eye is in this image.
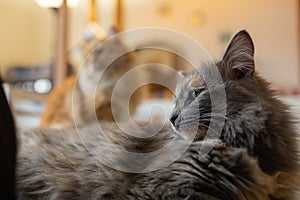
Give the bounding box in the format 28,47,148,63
192,88,205,98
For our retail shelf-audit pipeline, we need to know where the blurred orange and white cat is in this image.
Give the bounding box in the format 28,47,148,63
40,30,146,128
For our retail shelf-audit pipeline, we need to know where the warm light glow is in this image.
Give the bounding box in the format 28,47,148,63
68,0,80,7
35,0,79,8
35,0,62,8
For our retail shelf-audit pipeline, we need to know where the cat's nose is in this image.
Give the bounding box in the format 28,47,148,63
170,113,179,125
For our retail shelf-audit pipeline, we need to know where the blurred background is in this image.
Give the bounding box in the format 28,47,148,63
0,0,299,130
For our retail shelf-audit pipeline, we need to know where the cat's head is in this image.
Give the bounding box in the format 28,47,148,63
170,30,270,144
79,27,135,91
87,27,134,75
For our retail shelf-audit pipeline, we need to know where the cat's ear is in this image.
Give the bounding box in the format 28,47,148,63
221,30,255,79
177,71,188,83
108,26,123,44
178,71,188,79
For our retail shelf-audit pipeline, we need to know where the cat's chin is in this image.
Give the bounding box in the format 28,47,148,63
171,124,207,141
171,125,190,141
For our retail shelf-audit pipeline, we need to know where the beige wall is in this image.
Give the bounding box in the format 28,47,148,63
123,0,299,88
0,0,53,73
0,0,298,88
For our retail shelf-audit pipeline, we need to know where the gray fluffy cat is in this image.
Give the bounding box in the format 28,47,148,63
170,30,300,198
16,30,299,199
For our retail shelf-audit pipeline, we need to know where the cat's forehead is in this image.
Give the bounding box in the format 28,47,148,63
176,72,205,95
187,73,205,88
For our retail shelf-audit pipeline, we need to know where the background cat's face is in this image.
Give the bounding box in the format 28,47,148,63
84,37,134,80
170,30,269,143
79,28,135,91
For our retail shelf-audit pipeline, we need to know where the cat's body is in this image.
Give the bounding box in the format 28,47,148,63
17,122,275,200
40,76,76,128
14,30,299,199
40,33,146,128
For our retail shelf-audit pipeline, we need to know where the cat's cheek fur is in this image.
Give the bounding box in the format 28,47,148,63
221,102,268,152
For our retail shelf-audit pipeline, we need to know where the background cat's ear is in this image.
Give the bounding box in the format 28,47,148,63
177,71,188,83
221,30,255,79
108,26,123,44
108,26,120,36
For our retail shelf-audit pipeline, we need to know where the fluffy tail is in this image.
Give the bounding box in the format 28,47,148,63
0,78,17,200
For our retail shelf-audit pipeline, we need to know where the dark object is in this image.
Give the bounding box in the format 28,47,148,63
0,79,17,200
